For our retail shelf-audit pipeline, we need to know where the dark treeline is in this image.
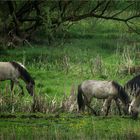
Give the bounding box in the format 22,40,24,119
0,0,140,47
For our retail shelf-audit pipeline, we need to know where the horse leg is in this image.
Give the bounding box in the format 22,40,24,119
79,100,85,113
84,96,97,116
102,98,112,116
10,80,14,92
81,102,85,112
10,80,15,113
86,103,97,116
105,99,112,116
14,79,24,95
115,98,122,115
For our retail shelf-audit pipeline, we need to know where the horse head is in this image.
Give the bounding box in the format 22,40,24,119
128,97,139,119
26,80,35,96
122,102,130,115
129,104,139,119
119,87,130,115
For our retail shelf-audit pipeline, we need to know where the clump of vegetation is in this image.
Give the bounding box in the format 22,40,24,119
117,45,140,75
0,85,78,114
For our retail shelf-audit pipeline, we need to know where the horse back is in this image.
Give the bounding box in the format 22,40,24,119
0,62,20,80
81,80,118,99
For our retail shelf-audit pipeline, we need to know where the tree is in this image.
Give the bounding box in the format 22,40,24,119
0,0,140,46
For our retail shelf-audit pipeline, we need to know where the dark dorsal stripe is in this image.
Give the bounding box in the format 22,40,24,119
112,81,129,104
10,61,34,84
124,75,140,96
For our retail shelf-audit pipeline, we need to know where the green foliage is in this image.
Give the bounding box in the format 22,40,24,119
0,114,140,139
0,0,140,46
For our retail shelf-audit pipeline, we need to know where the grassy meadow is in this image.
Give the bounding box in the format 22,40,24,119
0,19,140,139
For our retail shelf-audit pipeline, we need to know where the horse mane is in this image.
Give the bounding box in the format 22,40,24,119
10,61,35,85
124,75,140,96
112,81,129,104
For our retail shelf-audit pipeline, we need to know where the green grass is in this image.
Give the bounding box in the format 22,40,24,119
0,113,140,140
0,37,139,98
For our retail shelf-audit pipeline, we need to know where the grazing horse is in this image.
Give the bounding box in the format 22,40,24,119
0,62,35,96
124,75,140,119
77,80,130,116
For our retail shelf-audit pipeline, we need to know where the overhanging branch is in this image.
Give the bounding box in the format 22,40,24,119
125,21,140,34
111,2,135,18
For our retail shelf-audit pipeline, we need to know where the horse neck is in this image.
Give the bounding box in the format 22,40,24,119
10,61,32,84
21,76,30,84
119,88,129,105
20,69,32,85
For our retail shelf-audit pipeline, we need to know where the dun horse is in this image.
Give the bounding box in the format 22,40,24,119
0,62,35,96
124,75,140,119
77,80,130,116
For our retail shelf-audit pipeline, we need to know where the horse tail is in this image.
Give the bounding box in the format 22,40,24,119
77,84,85,111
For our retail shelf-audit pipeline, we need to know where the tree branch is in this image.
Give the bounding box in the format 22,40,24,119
19,18,38,22
16,1,43,21
62,12,126,23
125,21,140,34
100,0,111,16
90,1,106,14
16,1,33,18
7,1,20,35
111,2,135,18
126,14,140,22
